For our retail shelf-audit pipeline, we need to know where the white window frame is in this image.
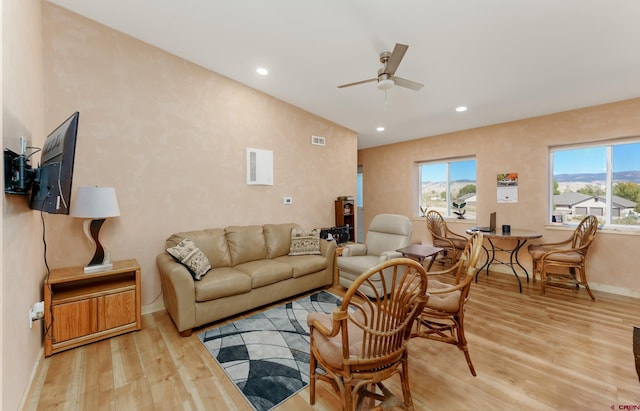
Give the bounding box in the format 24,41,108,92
417,156,477,219
549,138,640,229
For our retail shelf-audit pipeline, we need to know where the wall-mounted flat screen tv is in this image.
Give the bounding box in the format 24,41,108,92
29,111,79,214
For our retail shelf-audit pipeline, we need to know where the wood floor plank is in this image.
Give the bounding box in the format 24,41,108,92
135,324,195,409
22,271,640,410
112,332,145,386
114,378,155,411
78,340,115,411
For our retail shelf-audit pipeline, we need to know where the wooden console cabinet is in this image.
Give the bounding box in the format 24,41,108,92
43,259,141,357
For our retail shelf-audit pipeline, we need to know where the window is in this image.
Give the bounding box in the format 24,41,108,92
418,157,477,219
550,140,640,228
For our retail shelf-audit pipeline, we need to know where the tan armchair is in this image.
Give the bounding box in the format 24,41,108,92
426,210,468,266
412,232,483,376
527,215,598,300
337,213,412,297
308,258,429,410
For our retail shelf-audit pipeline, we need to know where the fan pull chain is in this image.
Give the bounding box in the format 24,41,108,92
384,89,389,111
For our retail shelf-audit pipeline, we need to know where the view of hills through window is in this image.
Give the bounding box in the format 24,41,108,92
552,142,640,226
419,159,477,219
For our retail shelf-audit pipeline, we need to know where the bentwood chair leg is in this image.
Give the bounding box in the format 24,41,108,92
457,316,477,376
462,347,477,377
309,352,316,404
581,269,596,300
584,283,596,300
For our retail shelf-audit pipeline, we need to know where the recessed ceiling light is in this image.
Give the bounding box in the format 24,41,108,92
456,106,468,112
376,126,385,132
256,67,269,76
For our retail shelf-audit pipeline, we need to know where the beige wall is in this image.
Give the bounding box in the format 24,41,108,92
359,98,640,295
2,2,357,408
4,1,638,408
2,0,47,409
41,2,357,307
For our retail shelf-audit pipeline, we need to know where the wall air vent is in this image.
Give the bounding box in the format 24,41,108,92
311,135,326,146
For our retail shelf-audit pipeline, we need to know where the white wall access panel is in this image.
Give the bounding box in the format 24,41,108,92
246,148,273,185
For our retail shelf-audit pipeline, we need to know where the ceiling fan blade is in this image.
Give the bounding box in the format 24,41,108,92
337,78,377,88
384,43,408,76
393,76,424,90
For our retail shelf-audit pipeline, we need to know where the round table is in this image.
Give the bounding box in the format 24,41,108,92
466,228,542,292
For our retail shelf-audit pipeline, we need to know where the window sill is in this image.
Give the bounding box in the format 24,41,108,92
545,223,640,236
412,216,477,224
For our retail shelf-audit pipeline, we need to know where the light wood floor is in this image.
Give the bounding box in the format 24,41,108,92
23,270,640,410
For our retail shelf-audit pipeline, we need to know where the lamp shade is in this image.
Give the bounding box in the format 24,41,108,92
70,186,120,218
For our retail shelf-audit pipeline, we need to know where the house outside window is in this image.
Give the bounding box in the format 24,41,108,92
418,158,476,219
550,140,640,228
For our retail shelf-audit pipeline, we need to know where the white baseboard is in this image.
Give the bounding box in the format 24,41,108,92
19,348,44,411
483,265,640,298
142,299,165,315
588,283,640,299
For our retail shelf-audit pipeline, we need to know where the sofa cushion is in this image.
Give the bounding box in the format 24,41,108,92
194,267,252,302
337,255,382,276
337,255,391,297
234,260,293,288
166,237,212,280
166,229,231,269
226,225,267,266
263,223,300,258
274,255,327,278
288,228,322,256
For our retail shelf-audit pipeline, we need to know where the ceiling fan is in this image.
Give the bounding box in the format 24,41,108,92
337,43,424,91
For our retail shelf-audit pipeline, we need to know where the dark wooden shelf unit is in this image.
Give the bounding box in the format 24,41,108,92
335,199,355,242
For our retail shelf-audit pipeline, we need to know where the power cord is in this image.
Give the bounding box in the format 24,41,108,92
40,197,54,342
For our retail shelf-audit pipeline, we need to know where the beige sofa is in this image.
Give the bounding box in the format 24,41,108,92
157,223,336,336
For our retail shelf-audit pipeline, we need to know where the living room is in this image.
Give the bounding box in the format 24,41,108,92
3,1,640,410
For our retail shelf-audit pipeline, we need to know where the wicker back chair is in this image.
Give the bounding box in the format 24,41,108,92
527,215,598,300
426,210,468,266
308,258,429,410
412,231,483,376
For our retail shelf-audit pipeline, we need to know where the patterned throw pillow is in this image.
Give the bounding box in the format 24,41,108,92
288,228,322,256
166,237,212,280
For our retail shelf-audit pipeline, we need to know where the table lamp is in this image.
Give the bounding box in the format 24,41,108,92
70,186,121,273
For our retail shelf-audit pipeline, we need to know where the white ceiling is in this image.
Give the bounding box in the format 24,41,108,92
47,0,640,149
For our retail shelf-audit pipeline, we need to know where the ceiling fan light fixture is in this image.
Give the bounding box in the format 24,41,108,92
377,78,395,90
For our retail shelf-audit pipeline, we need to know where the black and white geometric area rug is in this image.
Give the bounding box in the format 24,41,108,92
198,291,342,411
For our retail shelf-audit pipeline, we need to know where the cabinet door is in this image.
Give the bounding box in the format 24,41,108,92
52,299,98,343
99,290,137,331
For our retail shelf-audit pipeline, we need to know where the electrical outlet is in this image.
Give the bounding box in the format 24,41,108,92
34,301,44,317
283,197,293,205
29,301,45,328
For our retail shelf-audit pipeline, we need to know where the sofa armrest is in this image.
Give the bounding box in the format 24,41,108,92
156,253,197,333
342,243,367,257
379,251,403,262
320,238,336,258
320,239,337,283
